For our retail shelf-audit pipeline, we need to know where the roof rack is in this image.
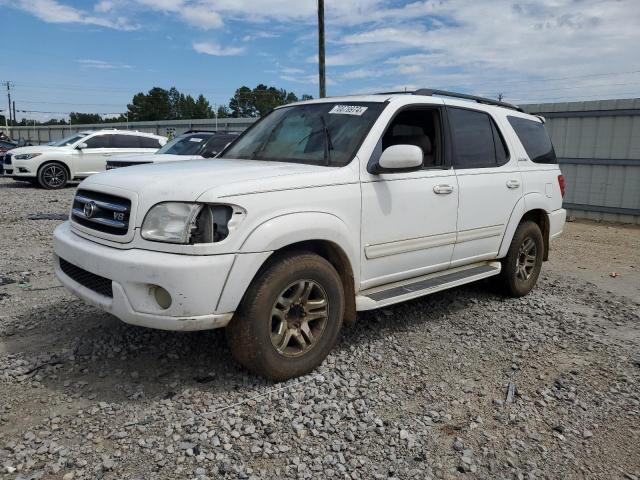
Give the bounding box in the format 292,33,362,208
379,88,523,112
181,129,238,135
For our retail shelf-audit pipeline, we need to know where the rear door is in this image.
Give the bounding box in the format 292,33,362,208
447,105,523,266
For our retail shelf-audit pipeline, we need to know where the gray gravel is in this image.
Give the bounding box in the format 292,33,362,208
1,177,639,479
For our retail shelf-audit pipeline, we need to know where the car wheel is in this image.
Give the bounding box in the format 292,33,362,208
498,220,544,297
226,252,345,381
38,163,68,189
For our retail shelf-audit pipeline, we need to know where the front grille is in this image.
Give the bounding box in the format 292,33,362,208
106,160,152,170
3,153,11,165
71,189,131,236
59,258,113,298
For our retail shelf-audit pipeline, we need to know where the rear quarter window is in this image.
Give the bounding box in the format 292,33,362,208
139,136,162,148
507,116,557,164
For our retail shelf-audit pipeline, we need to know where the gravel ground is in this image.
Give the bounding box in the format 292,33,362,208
1,177,639,480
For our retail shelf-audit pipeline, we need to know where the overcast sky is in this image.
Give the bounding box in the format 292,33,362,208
2,0,640,121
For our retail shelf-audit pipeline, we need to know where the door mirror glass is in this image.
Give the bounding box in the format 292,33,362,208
378,144,423,171
201,149,216,158
77,142,88,150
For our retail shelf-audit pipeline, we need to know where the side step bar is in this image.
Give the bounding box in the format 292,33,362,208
356,261,501,311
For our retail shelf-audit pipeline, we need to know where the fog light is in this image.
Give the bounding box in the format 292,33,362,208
153,286,172,309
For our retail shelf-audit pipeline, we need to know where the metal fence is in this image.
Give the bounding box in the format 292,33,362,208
522,98,640,224
2,98,639,224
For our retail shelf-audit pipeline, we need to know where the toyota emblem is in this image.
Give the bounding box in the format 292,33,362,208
84,201,97,218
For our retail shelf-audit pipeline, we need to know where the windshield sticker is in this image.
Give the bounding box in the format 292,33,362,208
189,138,203,142
329,105,368,116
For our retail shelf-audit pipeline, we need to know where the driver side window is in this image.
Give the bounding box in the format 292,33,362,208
382,108,442,168
84,135,110,149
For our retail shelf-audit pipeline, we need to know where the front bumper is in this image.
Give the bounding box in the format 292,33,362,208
53,222,237,331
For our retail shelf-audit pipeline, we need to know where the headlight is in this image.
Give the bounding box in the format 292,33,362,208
141,202,239,244
14,153,41,160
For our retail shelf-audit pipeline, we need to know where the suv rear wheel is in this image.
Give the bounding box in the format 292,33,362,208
498,220,544,297
38,162,68,189
226,252,345,381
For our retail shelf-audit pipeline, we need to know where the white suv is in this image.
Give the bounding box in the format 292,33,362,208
4,129,166,189
53,90,566,380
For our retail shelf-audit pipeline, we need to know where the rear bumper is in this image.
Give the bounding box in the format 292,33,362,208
548,208,566,240
53,221,237,331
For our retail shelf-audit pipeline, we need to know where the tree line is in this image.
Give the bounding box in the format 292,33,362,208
8,84,313,126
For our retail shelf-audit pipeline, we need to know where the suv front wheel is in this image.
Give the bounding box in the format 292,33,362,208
498,220,544,297
38,162,69,189
226,252,345,381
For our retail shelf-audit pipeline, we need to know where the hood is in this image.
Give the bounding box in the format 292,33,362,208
8,145,70,155
82,158,330,206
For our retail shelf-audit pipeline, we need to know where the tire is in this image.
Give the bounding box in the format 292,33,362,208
38,162,68,189
498,220,544,297
226,252,345,381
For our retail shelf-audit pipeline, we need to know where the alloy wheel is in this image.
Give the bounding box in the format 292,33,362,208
270,279,329,357
515,237,537,281
42,165,66,188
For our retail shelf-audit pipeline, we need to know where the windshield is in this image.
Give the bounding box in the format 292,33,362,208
156,133,213,155
220,102,385,166
50,133,88,146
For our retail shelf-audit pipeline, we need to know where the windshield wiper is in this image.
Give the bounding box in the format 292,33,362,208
319,115,334,166
251,123,280,159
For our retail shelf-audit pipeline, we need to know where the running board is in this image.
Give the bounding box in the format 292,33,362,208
356,261,501,311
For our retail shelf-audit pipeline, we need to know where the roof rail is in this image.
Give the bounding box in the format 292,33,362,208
413,88,523,112
377,88,523,112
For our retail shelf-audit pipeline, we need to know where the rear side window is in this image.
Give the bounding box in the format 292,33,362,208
449,107,509,168
139,136,162,148
507,116,557,164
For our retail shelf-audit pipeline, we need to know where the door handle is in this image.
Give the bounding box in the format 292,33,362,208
104,153,113,157
506,179,521,189
433,184,453,194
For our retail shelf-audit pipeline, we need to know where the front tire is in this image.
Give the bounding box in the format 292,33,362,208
498,221,544,297
226,252,345,381
38,162,68,189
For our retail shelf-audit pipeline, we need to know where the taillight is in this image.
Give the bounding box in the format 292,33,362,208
557,174,565,198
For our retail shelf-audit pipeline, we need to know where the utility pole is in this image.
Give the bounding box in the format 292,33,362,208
12,101,16,125
3,81,13,125
317,0,326,98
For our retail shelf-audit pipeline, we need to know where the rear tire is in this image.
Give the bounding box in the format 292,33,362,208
498,221,544,297
38,162,68,189
226,252,345,381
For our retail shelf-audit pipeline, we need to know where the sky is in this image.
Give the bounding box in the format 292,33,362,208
1,0,640,122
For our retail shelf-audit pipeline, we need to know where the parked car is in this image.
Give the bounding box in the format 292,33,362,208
4,129,167,189
106,131,239,170
53,89,566,380
0,139,17,175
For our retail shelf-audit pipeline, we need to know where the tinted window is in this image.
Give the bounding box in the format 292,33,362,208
449,107,505,168
508,116,557,164
84,135,111,148
111,135,140,148
139,136,162,148
202,134,237,156
491,121,509,166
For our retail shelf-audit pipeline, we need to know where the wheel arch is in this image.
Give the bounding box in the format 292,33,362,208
219,212,359,324
498,194,552,261
38,160,72,179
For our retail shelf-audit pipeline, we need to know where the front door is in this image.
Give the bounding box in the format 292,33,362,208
360,107,458,290
74,133,111,176
446,105,523,266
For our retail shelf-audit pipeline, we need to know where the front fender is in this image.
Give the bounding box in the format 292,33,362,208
216,211,359,314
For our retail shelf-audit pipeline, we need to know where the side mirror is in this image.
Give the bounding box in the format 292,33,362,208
377,144,423,172
77,142,88,150
201,150,217,159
